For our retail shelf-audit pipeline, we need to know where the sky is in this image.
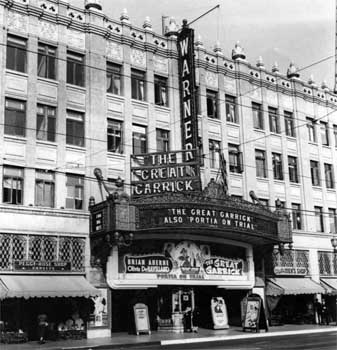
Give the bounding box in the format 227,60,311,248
71,0,335,89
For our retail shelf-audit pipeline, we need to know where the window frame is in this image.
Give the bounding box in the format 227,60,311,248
272,152,283,180
288,156,299,183
306,118,317,143
209,140,221,169
310,160,320,186
255,149,267,178
268,107,280,134
291,203,302,230
107,119,123,153
6,35,27,73
36,104,56,142
66,110,85,147
314,206,324,232
156,128,170,152
4,98,26,137
329,208,337,233
132,125,147,154
228,143,242,173
131,69,146,101
324,163,334,189
320,121,329,146
206,89,218,119
65,174,84,210
35,170,55,208
106,62,122,95
284,111,295,137
66,51,85,87
3,166,24,205
225,95,237,123
154,75,169,107
37,43,56,80
252,102,263,130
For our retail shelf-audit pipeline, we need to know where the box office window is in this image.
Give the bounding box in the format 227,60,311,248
66,174,84,210
5,98,26,137
154,75,168,107
66,111,85,147
38,43,56,80
131,69,146,101
156,129,170,152
107,119,123,153
3,166,23,205
106,62,122,95
67,51,85,87
132,125,147,154
37,104,56,142
206,90,218,119
35,170,55,208
6,35,27,73
225,95,237,123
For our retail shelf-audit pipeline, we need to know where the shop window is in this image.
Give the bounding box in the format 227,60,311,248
66,110,85,147
35,170,55,208
131,69,146,101
284,110,295,137
291,203,302,230
225,95,237,123
288,156,299,183
307,118,317,143
252,102,263,130
272,152,283,180
329,208,336,233
72,238,85,271
29,236,42,261
0,235,11,269
255,149,267,178
228,144,243,173
37,104,56,142
12,235,26,262
268,107,280,133
6,35,27,73
67,51,85,87
324,163,334,189
154,75,168,107
318,251,337,276
132,125,147,154
310,160,320,186
314,206,324,232
156,129,170,152
3,166,23,205
209,140,220,169
206,90,218,119
320,122,329,146
5,98,26,137
38,43,56,80
107,119,123,153
59,238,71,262
106,62,122,95
66,174,84,210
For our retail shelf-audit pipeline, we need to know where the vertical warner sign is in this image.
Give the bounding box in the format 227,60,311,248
177,22,199,165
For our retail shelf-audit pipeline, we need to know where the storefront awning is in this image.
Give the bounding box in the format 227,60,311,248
0,275,101,299
321,278,337,295
266,278,325,296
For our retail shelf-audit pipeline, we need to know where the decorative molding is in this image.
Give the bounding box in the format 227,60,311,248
130,48,146,68
38,1,58,14
205,71,218,89
153,55,168,74
38,20,58,42
7,11,28,33
130,30,145,42
67,9,85,23
106,41,123,61
67,29,85,50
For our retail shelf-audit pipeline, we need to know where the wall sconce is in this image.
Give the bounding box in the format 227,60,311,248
114,232,134,247
331,235,337,254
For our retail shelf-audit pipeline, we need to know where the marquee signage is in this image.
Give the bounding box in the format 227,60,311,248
203,258,243,276
177,22,198,163
273,266,307,276
124,255,173,273
14,260,71,271
131,150,201,196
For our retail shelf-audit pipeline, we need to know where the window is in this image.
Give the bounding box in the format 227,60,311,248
6,35,26,73
66,174,84,210
3,166,23,204
206,90,218,119
5,98,26,137
288,156,299,183
225,95,237,123
324,163,334,189
35,170,55,207
269,107,280,133
36,105,56,142
320,122,329,146
228,144,242,173
272,152,283,180
132,125,147,154
329,208,336,233
310,160,320,186
314,206,324,232
38,43,56,79
106,62,122,95
333,125,337,147
307,118,316,142
284,111,295,137
66,111,84,147
107,119,123,153
156,129,170,152
131,69,146,101
154,75,168,107
252,102,263,129
255,150,267,178
209,140,221,169
259,198,269,207
292,203,302,230
67,51,84,87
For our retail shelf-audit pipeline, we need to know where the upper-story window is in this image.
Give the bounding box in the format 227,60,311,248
310,160,320,186
288,156,299,183
333,125,337,147
252,102,263,130
38,43,56,80
37,104,56,142
320,122,329,146
35,170,55,208
225,95,237,123
206,90,218,119
272,152,283,180
3,166,23,205
228,144,242,173
329,208,337,233
255,149,267,178
284,111,295,137
131,69,146,101
156,129,170,152
314,206,324,232
268,107,280,133
107,119,123,153
291,203,302,230
66,111,84,147
67,51,85,87
6,35,27,73
154,75,168,107
5,98,26,137
324,163,334,189
66,174,84,210
209,140,221,169
106,62,122,95
307,118,317,143
132,125,147,154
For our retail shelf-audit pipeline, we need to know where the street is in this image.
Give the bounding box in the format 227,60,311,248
128,331,337,350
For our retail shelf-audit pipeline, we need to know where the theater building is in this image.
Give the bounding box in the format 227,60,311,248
0,0,336,339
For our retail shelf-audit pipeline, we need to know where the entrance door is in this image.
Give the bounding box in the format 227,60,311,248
172,288,194,313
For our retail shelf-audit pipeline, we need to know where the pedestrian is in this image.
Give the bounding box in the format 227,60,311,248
37,313,48,344
321,300,329,325
314,299,322,325
183,307,192,332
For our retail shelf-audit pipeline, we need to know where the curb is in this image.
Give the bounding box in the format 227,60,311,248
60,340,161,350
160,327,337,346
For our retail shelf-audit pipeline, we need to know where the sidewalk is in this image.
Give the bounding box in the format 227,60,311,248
1,324,337,350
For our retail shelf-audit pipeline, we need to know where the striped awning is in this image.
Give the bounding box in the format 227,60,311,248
321,278,337,295
266,278,325,296
0,275,101,299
